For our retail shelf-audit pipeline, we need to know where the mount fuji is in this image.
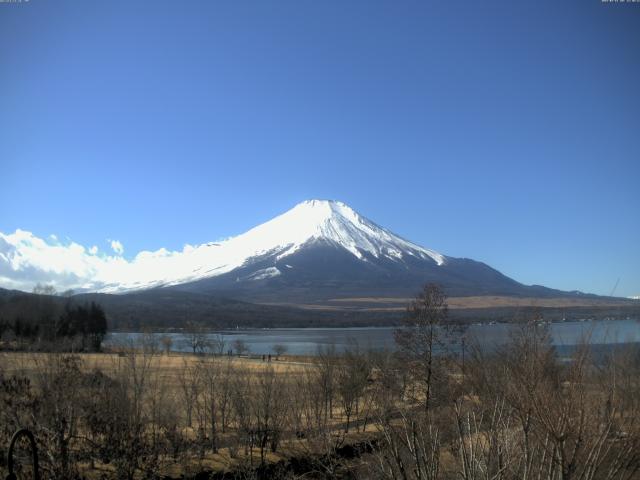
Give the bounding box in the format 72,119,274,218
3,199,635,328
109,199,565,302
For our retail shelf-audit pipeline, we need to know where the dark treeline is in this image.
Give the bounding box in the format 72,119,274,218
2,286,638,332
62,291,640,331
0,285,107,351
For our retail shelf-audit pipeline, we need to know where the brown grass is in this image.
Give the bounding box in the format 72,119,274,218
311,295,634,309
0,350,314,379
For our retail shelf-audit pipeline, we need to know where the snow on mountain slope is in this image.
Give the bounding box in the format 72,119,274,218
233,200,444,264
98,200,445,293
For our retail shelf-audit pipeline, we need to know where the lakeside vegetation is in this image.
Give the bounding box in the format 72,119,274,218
0,285,639,479
0,285,107,353
3,285,638,333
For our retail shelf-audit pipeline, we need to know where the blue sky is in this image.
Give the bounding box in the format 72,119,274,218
1,0,639,296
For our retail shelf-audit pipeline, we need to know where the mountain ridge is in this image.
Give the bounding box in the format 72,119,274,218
137,199,589,303
0,199,617,304
97,199,448,293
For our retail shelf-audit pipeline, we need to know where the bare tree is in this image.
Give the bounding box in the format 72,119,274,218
233,338,250,357
463,321,640,480
368,347,443,480
194,357,222,452
160,335,173,355
110,341,157,479
217,357,234,433
316,343,337,423
140,330,160,354
34,354,83,478
252,365,289,463
394,283,450,412
207,333,226,356
178,358,201,429
272,343,287,360
336,343,370,433
183,321,209,355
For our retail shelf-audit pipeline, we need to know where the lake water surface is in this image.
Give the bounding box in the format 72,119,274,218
107,318,640,356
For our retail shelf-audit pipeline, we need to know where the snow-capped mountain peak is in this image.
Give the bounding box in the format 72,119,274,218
254,199,446,265
1,200,556,300
97,199,445,292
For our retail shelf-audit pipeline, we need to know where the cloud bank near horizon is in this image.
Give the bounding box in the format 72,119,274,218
0,229,194,293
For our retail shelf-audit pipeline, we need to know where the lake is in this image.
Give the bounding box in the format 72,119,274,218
106,318,640,356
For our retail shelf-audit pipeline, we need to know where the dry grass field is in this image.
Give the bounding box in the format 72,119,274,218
2,317,640,480
0,350,313,378
0,349,380,479
265,295,638,312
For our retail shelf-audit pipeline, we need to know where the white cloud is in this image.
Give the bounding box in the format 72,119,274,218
0,216,311,294
0,229,210,293
0,230,134,292
110,240,124,255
